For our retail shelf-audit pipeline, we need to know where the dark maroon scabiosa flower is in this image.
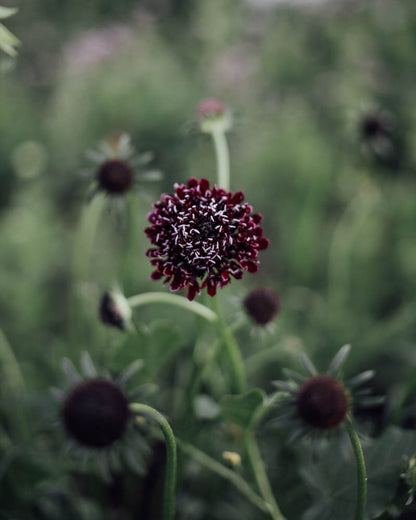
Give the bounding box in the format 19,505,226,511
296,375,349,430
62,379,130,448
243,287,280,325
145,177,270,301
97,159,134,195
270,345,383,439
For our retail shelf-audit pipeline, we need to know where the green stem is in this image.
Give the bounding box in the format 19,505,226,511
127,292,218,323
177,438,270,514
346,417,367,520
244,432,286,520
210,128,230,190
130,404,177,520
189,318,246,407
0,329,25,392
213,296,245,393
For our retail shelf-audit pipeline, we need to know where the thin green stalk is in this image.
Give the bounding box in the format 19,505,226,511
127,292,218,323
210,128,230,190
0,329,25,392
72,193,106,282
130,403,177,520
189,318,246,406
177,438,270,514
346,417,367,520
0,329,30,445
213,296,245,393
244,432,286,520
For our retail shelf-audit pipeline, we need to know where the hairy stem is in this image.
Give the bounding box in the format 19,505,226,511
213,296,245,393
346,417,367,520
128,292,218,323
244,432,287,520
211,128,230,191
130,404,177,520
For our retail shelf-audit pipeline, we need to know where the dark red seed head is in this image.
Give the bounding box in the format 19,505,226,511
296,375,349,430
97,159,133,195
62,379,130,448
243,288,280,325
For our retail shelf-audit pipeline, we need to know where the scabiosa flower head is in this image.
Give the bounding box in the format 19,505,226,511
196,98,232,133
63,379,130,448
97,158,134,195
145,177,270,301
243,287,280,325
270,345,383,439
99,288,133,331
54,353,153,479
360,113,391,140
83,133,161,201
296,375,349,430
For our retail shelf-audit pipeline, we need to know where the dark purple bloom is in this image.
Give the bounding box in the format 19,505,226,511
296,376,349,430
243,287,280,325
97,158,134,195
145,178,270,301
62,379,130,448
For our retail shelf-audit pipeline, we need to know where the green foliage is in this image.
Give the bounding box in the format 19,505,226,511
301,427,416,520
220,389,265,429
1,0,416,518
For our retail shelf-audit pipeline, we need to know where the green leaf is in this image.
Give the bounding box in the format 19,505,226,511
300,427,416,520
0,23,19,57
111,320,184,378
220,389,265,429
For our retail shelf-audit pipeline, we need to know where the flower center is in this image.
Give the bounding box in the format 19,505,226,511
97,159,133,194
62,379,130,448
296,375,349,430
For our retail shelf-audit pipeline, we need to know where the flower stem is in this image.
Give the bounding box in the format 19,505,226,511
130,403,177,520
127,292,218,322
243,432,287,520
346,417,367,520
177,438,271,514
210,128,230,190
212,296,245,393
189,318,246,405
0,328,25,392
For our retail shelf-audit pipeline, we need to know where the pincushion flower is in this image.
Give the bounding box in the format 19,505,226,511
145,177,270,301
52,353,152,480
270,345,383,439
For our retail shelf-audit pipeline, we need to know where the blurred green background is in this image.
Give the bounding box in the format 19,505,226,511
1,0,416,518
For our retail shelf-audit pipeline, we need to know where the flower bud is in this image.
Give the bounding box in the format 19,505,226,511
196,98,232,134
243,288,280,325
99,289,133,331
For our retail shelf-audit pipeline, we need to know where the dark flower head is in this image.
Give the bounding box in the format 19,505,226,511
62,379,130,448
99,289,133,331
97,158,134,195
196,99,232,133
243,287,280,325
296,375,349,430
145,177,270,301
360,113,391,140
270,345,383,439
